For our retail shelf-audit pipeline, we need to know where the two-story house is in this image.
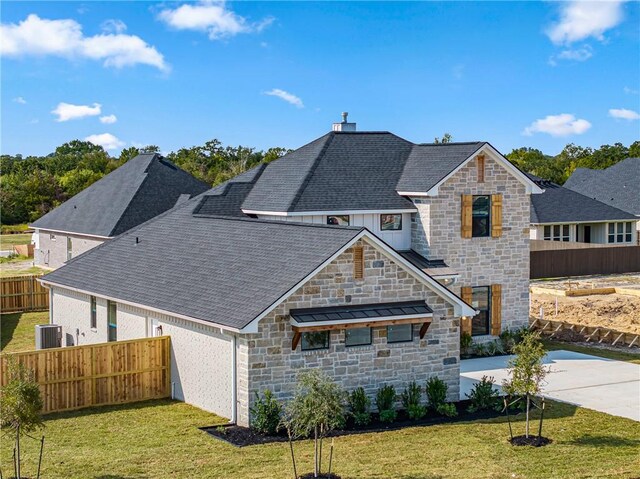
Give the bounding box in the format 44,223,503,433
39,116,541,426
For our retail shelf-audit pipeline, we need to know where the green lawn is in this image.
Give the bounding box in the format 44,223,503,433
0,264,48,278
543,339,640,365
0,233,33,251
0,311,49,353
0,399,638,479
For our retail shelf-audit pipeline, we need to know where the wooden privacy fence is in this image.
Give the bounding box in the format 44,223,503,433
0,336,171,414
1,275,49,313
530,318,639,349
530,245,640,279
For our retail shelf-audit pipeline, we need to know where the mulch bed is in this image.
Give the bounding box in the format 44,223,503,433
510,435,552,447
299,474,341,479
201,399,507,447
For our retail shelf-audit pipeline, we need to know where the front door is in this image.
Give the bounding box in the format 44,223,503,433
584,226,591,243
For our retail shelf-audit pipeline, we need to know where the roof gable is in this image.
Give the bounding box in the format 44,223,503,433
31,154,210,237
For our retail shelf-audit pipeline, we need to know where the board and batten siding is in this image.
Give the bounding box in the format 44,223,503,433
257,213,412,250
49,286,234,420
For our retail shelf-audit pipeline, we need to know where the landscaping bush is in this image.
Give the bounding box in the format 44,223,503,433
472,342,488,357
425,376,447,410
436,403,458,417
250,390,282,435
375,385,397,423
348,387,371,426
465,376,501,413
460,332,473,357
401,381,426,420
486,340,505,357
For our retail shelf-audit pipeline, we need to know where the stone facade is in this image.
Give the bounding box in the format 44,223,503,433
237,238,459,427
410,154,531,334
35,229,105,269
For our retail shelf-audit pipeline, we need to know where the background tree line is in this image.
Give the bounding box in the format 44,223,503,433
1,138,638,226
0,140,288,225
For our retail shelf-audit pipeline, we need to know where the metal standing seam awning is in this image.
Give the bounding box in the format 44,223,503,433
289,300,434,350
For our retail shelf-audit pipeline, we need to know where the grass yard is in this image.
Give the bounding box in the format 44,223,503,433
0,311,49,353
0,233,33,251
0,399,638,479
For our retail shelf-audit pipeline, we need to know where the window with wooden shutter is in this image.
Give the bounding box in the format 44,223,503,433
477,154,485,183
461,195,472,238
353,245,364,279
460,286,472,336
490,284,502,336
491,194,503,238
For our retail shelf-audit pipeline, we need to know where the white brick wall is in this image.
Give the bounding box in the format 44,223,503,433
35,229,105,269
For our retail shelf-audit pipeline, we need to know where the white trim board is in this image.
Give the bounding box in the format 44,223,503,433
242,208,417,217
31,227,112,240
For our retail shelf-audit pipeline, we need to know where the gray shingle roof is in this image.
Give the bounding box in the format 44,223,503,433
30,154,210,237
42,200,363,330
564,158,640,216
242,132,486,213
527,174,637,224
396,142,486,192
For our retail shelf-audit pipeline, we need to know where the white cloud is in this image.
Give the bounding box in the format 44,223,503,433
547,1,626,45
624,86,639,95
523,114,592,137
85,133,125,150
609,108,640,120
158,1,274,40
100,114,118,124
549,45,593,65
0,14,168,71
13,96,26,104
52,102,101,122
101,19,127,34
264,88,304,108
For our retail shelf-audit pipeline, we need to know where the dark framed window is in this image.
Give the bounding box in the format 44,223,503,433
66,237,73,261
609,222,633,243
301,331,329,351
107,300,117,342
387,324,413,343
625,222,633,243
472,195,491,237
544,224,570,241
345,327,372,347
327,215,350,226
380,214,402,231
90,296,97,329
471,286,491,336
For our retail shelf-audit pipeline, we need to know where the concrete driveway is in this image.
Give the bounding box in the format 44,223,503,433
460,349,640,421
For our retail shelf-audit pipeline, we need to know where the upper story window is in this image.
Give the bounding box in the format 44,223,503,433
472,195,491,237
608,222,633,244
327,215,350,226
544,224,570,242
380,214,402,231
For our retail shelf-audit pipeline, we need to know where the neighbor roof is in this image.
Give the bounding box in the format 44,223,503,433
30,154,210,237
564,158,640,216
527,174,637,224
41,198,365,330
241,132,499,214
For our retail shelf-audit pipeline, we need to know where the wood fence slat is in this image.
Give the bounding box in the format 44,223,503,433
1,275,49,313
0,336,170,414
531,245,640,279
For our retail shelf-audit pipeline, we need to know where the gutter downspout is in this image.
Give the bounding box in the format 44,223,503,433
230,334,237,425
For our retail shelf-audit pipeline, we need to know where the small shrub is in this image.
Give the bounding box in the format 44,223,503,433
215,425,226,435
436,402,458,417
425,376,448,410
348,387,372,426
466,376,501,413
460,332,473,357
472,342,489,357
250,390,282,435
376,385,397,423
401,381,426,420
499,327,528,354
486,340,505,357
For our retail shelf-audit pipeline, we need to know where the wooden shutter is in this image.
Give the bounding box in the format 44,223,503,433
491,194,503,238
460,286,472,336
353,245,364,279
461,195,473,239
491,284,502,336
477,154,485,183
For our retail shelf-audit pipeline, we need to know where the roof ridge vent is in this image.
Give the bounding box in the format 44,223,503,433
332,112,356,132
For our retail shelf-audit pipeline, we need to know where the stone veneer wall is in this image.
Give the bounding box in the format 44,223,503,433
410,155,531,334
236,239,459,427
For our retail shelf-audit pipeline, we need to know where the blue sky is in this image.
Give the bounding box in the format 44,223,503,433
2,1,639,157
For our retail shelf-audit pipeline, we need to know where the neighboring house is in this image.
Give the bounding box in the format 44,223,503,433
30,153,209,269
564,158,640,244
528,174,638,245
40,116,542,426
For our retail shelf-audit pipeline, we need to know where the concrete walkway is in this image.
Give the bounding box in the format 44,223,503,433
460,350,640,421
